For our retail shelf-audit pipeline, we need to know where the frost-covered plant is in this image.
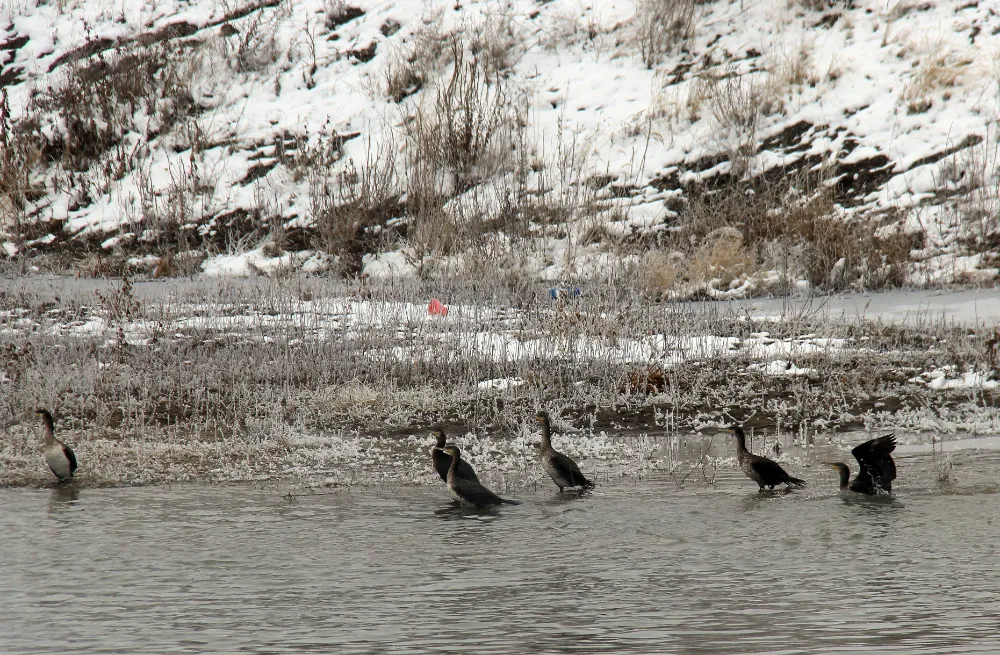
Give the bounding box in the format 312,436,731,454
3,273,1000,487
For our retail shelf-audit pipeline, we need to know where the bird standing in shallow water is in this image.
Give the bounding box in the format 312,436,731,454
35,409,77,482
826,434,897,495
535,412,595,493
728,425,805,490
430,428,480,484
442,446,518,508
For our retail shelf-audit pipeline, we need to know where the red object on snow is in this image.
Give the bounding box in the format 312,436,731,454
428,298,449,316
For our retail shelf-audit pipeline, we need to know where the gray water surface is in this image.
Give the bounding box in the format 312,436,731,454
2,460,998,655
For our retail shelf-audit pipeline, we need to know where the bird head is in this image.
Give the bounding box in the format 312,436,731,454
725,424,745,438
430,428,446,448
534,411,549,424
825,462,851,488
444,445,461,459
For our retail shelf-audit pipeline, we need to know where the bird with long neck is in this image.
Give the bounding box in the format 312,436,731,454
443,445,518,508
535,411,594,492
430,428,480,484
825,434,897,495
36,409,77,482
728,425,804,490
829,463,852,490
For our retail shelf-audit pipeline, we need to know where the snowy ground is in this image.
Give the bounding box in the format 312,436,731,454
2,0,999,289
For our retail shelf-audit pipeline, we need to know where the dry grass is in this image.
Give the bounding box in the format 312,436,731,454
688,227,755,287
935,127,1000,257
657,169,915,292
633,0,697,69
901,40,976,115
24,46,191,170
1,275,998,486
704,72,763,176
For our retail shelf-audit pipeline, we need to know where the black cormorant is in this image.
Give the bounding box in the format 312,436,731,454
826,434,897,495
535,411,595,492
36,409,77,482
430,429,480,483
728,425,804,490
442,446,518,508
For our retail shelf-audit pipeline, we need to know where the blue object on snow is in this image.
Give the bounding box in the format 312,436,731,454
548,287,582,300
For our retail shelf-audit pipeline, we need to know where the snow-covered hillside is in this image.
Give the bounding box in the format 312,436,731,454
1,0,999,293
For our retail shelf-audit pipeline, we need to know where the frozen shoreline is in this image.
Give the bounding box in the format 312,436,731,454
2,276,999,486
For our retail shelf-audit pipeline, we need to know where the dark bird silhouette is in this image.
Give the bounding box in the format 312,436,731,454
35,409,77,482
535,411,595,492
728,425,805,490
430,429,480,484
443,446,519,508
826,434,897,495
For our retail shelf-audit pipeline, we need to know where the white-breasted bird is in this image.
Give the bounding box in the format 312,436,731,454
36,409,77,482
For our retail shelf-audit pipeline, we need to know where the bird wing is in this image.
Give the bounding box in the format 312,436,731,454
431,448,451,482
456,458,481,484
852,434,897,490
63,443,78,475
452,477,505,506
750,456,791,484
551,450,591,486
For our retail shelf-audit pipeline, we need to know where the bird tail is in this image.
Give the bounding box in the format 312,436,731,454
788,477,806,488
502,498,521,505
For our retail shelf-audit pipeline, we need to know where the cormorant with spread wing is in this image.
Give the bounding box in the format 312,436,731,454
827,434,897,495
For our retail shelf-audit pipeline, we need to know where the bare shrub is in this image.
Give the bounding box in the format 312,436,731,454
24,44,195,172
634,0,697,69
309,140,402,273
0,90,44,253
765,43,818,104
217,0,292,74
124,153,220,255
404,36,527,252
464,7,523,75
384,52,426,104
379,12,450,102
688,227,755,286
936,129,1000,254
704,72,764,177
640,249,685,296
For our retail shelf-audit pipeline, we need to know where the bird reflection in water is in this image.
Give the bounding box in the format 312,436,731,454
48,484,80,514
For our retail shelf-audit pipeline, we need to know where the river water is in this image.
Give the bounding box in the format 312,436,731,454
2,447,999,654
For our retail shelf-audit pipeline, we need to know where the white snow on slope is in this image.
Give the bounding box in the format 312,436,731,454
2,0,998,279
